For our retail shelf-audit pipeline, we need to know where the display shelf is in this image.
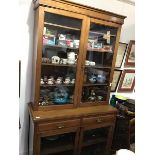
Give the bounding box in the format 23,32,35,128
89,30,116,37
84,64,111,69
44,22,81,31
40,84,75,87
87,48,113,53
82,137,106,147
83,83,108,86
43,43,79,50
42,63,76,67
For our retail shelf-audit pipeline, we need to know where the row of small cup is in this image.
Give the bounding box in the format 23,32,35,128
41,76,75,85
85,60,96,66
42,57,76,65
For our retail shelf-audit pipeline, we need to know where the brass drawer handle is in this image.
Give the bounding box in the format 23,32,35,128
57,125,64,129
97,118,102,123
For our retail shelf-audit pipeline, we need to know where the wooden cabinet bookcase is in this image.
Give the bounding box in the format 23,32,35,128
29,0,126,155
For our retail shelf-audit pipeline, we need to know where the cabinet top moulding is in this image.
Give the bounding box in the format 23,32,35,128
33,0,126,24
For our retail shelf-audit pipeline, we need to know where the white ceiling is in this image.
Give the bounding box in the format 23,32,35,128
117,0,135,5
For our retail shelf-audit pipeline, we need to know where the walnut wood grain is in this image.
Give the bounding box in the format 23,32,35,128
33,0,126,24
29,103,117,123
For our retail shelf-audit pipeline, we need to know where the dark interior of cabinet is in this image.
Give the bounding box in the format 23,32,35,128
81,142,106,155
45,12,82,29
80,127,109,155
86,51,113,67
41,132,75,155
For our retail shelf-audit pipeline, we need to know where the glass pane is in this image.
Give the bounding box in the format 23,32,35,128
39,12,82,106
81,143,105,155
81,127,109,155
41,132,75,155
81,22,117,104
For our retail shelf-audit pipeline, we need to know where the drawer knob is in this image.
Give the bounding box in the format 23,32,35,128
97,118,102,123
57,125,64,129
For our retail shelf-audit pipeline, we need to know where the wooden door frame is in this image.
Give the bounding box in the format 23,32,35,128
33,6,88,110
77,18,121,107
78,124,115,155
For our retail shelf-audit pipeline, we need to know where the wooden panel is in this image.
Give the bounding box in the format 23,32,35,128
106,26,122,102
82,115,115,127
74,17,90,107
29,104,117,122
33,0,126,24
33,6,45,110
90,18,120,28
40,126,79,137
38,119,80,132
44,6,86,20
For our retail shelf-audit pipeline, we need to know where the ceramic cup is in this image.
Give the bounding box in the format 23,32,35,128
89,61,96,66
70,79,75,84
63,77,71,84
67,59,75,65
60,58,68,64
85,60,90,65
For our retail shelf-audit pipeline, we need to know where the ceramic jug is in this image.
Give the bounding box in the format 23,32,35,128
67,52,77,64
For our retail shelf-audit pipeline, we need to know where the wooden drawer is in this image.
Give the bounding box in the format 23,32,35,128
82,115,115,127
38,119,80,132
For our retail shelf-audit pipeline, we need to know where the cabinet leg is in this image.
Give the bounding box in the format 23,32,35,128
33,127,40,155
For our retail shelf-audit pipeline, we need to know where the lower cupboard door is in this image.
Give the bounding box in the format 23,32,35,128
40,132,76,155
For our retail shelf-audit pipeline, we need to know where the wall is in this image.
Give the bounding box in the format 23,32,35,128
19,0,135,155
19,0,34,155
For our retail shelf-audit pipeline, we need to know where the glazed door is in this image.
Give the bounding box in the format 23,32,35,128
34,6,88,109
78,18,121,106
79,126,114,155
40,131,78,155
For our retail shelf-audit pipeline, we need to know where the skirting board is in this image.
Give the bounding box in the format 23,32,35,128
19,150,32,155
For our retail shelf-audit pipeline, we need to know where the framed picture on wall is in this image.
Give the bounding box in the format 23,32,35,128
124,40,135,67
115,42,127,68
117,69,135,92
111,69,122,92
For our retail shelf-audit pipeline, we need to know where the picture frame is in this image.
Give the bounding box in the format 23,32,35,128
117,69,135,92
111,69,122,92
124,40,135,67
115,42,128,68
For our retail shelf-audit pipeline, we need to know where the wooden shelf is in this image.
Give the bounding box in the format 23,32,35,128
40,84,75,87
82,137,106,147
41,142,73,155
87,48,113,53
42,63,76,67
85,64,111,69
89,31,116,37
83,83,108,86
43,43,79,50
44,22,81,31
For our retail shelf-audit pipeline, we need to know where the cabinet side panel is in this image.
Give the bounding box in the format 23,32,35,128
31,8,38,105
31,7,44,110
107,26,122,101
